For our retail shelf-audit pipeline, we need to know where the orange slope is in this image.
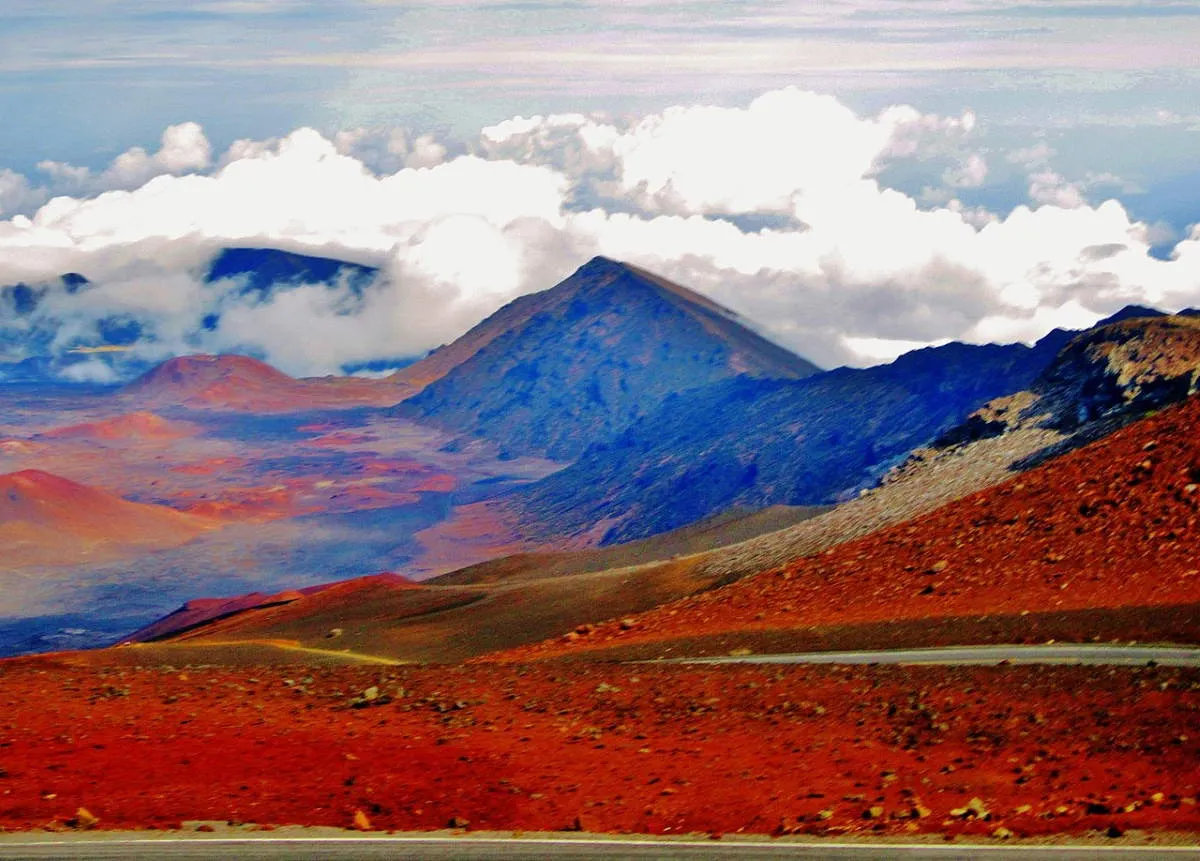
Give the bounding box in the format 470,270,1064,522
496,393,1200,661
0,470,214,569
123,354,408,412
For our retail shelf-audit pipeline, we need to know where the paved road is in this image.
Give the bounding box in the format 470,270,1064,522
657,644,1200,667
2,837,1199,860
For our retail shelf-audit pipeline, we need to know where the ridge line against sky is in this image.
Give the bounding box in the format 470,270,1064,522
0,1,1198,380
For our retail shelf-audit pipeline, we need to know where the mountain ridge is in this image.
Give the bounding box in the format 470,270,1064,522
394,256,821,459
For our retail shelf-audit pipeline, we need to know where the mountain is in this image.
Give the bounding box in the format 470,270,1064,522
393,257,820,460
205,247,378,298
0,470,211,569
123,353,406,412
499,331,1070,546
502,379,1200,663
0,248,400,384
936,312,1200,447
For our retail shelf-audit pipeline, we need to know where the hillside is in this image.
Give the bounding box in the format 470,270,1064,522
116,505,826,663
498,387,1200,662
122,353,405,411
205,247,378,297
500,334,1069,546
0,470,211,571
38,411,198,441
939,313,1200,445
394,256,820,459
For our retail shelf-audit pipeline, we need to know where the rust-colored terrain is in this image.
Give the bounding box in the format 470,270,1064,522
0,470,212,574
123,354,407,412
6,279,1200,846
0,657,1196,839
498,391,1200,661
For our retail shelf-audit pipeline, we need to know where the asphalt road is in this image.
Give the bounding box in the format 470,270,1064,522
658,644,1200,667
2,837,1200,861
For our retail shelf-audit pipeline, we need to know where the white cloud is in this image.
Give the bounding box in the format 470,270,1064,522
1028,168,1087,209
1007,141,1054,169
0,169,49,217
36,122,213,199
1,88,1199,378
943,153,989,189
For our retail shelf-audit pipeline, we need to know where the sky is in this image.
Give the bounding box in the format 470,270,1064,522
1,0,1199,378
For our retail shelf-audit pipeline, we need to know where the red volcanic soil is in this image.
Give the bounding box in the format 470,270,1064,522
0,659,1196,838
124,354,404,412
170,457,248,476
39,411,198,442
0,470,212,568
499,394,1200,662
173,484,301,521
129,573,420,643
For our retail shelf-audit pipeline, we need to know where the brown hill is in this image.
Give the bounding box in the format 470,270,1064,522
119,506,828,663
39,411,198,441
495,390,1200,662
123,354,406,412
0,470,212,569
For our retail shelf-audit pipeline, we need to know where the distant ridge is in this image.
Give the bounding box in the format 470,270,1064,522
123,353,407,412
0,469,210,569
936,310,1200,447
394,257,820,459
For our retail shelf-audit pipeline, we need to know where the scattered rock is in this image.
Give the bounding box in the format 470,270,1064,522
352,809,372,831
348,685,390,709
992,826,1013,839
862,806,885,820
324,628,343,640
67,808,99,830
619,618,637,631
448,816,471,829
950,797,990,820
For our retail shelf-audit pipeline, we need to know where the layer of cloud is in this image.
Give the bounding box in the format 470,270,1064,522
1,86,1199,380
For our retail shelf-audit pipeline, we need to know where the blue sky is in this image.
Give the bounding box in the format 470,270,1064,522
1,1,1198,377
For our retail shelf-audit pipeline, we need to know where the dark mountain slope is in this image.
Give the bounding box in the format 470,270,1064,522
937,312,1200,447
394,257,820,460
503,333,1070,545
205,247,378,298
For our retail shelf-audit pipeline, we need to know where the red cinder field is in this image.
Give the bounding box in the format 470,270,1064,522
0,658,1197,839
497,392,1200,663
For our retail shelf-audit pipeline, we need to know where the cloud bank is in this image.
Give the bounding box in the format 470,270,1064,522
1,87,1198,378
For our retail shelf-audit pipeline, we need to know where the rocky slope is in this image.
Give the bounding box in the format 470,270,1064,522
501,334,1069,545
938,312,1200,445
394,257,819,460
501,385,1200,662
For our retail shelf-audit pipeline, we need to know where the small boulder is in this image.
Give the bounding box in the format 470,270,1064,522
67,808,99,830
